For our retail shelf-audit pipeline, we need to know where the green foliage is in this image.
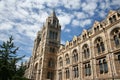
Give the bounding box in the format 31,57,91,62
12,76,29,80
0,36,28,80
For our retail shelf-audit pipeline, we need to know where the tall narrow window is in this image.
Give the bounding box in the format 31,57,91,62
118,55,120,63
67,69,70,78
55,32,58,40
87,48,90,58
84,63,91,76
58,71,62,80
99,60,103,74
114,35,119,46
97,44,101,53
83,44,90,59
111,29,120,48
84,49,87,58
85,64,87,76
88,64,91,76
65,68,70,79
101,42,105,52
98,58,108,74
103,59,108,73
72,50,78,63
48,59,54,67
47,72,53,80
65,54,70,64
59,57,63,67
76,67,79,77
73,66,79,78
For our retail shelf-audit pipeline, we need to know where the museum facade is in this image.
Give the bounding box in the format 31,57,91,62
25,9,120,80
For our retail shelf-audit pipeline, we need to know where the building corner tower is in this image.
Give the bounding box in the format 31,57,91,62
26,10,61,80
41,10,61,80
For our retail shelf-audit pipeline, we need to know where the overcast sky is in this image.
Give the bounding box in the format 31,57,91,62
0,0,120,61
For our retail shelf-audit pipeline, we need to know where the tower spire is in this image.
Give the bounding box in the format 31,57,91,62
50,9,56,17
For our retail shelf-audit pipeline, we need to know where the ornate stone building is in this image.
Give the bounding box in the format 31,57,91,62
25,9,120,80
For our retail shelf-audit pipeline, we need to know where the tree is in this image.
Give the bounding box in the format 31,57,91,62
0,36,28,80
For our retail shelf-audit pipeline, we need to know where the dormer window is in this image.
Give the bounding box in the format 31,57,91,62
117,13,120,17
113,15,117,22
83,34,87,40
100,24,103,28
85,34,86,38
109,17,113,23
83,35,85,39
109,15,117,24
94,28,96,32
97,26,99,31
73,40,76,46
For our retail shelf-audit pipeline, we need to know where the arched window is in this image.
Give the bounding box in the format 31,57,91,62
65,68,70,79
113,15,117,22
110,28,120,48
48,58,54,67
117,13,120,17
34,63,38,80
95,37,105,54
59,57,63,67
58,71,62,80
103,59,108,73
65,54,70,64
97,26,99,31
72,50,78,62
82,44,90,59
109,17,113,23
94,28,96,32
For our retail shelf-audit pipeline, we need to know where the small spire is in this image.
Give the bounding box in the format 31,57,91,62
50,9,56,17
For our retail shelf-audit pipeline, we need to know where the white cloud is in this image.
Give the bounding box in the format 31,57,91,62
64,28,71,33
58,13,73,30
74,12,88,19
99,11,107,18
61,40,65,44
62,0,81,10
72,19,80,27
80,19,92,27
23,56,30,61
81,1,97,16
0,23,13,30
111,0,120,6
0,34,9,42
